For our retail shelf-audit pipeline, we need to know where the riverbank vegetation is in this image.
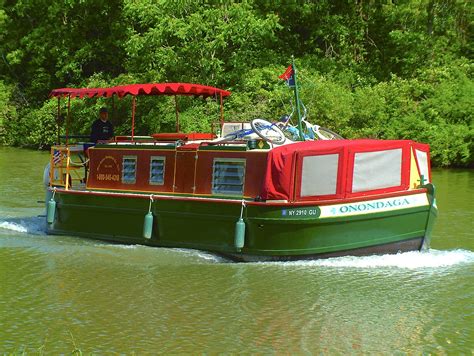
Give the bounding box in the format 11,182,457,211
0,1,472,166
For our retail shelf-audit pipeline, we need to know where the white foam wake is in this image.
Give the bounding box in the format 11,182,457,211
0,221,28,233
103,244,139,249
281,249,474,269
176,248,228,263
0,217,46,235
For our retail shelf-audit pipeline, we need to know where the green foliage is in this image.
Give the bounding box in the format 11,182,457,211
299,72,354,135
226,66,287,122
1,0,126,102
123,1,280,85
0,81,18,145
2,98,57,148
0,0,472,167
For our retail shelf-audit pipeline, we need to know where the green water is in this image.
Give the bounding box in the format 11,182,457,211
0,147,473,354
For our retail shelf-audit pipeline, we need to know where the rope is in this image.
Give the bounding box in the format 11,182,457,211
68,158,90,167
148,195,154,213
239,199,246,220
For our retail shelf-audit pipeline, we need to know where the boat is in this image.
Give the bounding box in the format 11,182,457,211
44,70,437,262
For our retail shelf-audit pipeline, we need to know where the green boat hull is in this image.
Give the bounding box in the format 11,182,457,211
46,187,437,262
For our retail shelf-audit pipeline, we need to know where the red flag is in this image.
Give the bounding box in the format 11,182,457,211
278,65,294,81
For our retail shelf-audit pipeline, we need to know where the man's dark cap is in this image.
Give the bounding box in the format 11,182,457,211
99,107,108,113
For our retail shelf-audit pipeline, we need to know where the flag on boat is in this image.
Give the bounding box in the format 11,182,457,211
53,150,63,165
279,65,295,87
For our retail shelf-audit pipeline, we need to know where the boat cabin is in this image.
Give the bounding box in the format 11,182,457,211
48,135,431,206
85,137,268,198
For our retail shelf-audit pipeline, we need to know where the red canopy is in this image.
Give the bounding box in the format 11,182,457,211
260,139,430,201
49,83,231,99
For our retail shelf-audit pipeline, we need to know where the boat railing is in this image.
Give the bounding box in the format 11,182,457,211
49,145,88,190
114,135,156,143
110,133,216,146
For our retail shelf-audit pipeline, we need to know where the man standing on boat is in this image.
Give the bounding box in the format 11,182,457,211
90,107,114,143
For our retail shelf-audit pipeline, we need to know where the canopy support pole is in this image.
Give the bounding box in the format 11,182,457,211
219,94,224,129
112,95,115,122
131,96,136,140
57,97,61,144
66,95,71,146
174,96,180,132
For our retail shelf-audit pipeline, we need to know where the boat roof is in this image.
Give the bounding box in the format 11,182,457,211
49,83,231,99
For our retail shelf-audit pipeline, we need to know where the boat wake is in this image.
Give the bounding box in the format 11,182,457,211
0,217,46,236
1,217,471,270
176,248,230,263
277,249,474,269
97,246,474,267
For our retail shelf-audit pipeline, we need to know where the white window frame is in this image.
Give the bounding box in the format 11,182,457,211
212,158,246,195
122,156,137,184
149,156,166,185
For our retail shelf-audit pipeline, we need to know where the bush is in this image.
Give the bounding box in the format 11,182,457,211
0,81,18,145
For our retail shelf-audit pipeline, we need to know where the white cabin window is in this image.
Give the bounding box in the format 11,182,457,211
149,156,165,185
352,149,402,192
122,156,137,184
301,154,339,196
212,159,246,195
415,149,430,183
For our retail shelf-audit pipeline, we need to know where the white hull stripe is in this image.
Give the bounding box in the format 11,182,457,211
319,193,429,218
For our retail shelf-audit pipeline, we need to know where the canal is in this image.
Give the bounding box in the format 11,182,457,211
0,147,473,353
